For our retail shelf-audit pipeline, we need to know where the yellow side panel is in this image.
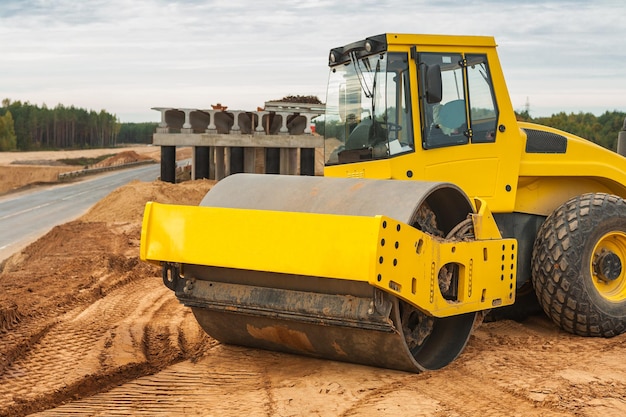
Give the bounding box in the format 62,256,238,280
373,217,516,317
515,122,626,215
424,157,499,198
141,202,379,282
515,177,616,216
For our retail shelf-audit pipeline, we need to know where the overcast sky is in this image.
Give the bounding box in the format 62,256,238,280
1,0,624,123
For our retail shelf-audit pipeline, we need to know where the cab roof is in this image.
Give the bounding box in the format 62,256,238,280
328,33,497,66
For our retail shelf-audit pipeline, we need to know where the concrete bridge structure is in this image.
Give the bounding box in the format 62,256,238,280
152,102,325,183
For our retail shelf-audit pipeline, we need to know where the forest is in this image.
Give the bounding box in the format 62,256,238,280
0,98,624,152
0,99,157,151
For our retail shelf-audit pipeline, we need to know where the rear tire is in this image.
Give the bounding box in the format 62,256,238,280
531,193,626,337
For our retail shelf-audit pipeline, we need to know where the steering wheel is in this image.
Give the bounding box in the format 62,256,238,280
379,121,402,141
382,122,402,132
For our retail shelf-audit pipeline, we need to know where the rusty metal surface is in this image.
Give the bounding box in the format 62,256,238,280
181,279,394,332
185,282,477,372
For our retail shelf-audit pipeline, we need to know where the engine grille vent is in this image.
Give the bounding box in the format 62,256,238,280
524,129,568,154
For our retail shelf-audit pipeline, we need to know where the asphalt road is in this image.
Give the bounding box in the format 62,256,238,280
0,164,160,262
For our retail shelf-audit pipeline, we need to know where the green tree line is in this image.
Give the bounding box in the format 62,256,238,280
1,98,624,152
0,99,158,151
117,122,158,145
0,110,17,151
0,99,120,151
516,109,626,151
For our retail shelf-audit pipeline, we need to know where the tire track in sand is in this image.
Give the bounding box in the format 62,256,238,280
31,345,269,417
0,277,201,416
19,309,626,416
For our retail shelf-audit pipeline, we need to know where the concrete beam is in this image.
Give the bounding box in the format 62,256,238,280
153,133,324,149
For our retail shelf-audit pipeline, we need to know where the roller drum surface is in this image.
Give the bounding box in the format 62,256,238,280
179,174,479,372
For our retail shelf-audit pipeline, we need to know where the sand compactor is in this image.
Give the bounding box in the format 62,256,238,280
141,34,626,372
141,174,516,372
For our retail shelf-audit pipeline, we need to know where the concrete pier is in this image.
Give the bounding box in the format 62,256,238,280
152,102,324,182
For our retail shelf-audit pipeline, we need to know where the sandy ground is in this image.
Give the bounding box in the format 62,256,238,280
0,146,163,165
0,146,165,195
0,150,625,416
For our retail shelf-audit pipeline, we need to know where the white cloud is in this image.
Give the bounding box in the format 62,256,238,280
0,0,624,121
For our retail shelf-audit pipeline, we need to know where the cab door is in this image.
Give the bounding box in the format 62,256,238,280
415,50,522,213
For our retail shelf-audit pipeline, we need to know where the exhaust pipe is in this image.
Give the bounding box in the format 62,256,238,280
618,117,626,157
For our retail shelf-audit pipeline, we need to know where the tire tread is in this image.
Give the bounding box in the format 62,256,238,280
531,193,626,337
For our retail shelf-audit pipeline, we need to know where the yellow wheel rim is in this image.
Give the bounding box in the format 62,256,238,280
590,231,626,302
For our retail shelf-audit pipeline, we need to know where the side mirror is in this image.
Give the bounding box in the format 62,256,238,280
425,64,442,104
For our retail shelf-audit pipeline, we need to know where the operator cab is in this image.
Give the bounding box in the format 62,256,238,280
324,34,500,167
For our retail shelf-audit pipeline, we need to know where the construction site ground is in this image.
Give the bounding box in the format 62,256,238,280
0,147,625,416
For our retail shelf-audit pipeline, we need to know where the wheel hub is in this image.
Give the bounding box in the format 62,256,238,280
590,230,626,302
594,250,623,282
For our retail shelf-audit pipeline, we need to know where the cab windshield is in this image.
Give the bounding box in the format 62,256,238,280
324,52,413,165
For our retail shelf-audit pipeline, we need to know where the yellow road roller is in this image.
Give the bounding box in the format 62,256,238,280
141,34,626,372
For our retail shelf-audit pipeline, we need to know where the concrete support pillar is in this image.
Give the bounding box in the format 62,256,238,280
205,110,218,134
230,111,245,134
265,148,280,174
277,112,290,135
300,148,315,176
209,147,216,179
255,111,268,134
215,147,226,180
152,107,169,128
191,146,196,180
180,108,193,133
280,148,298,175
244,148,256,173
161,146,176,183
254,148,264,173
302,113,315,134
152,107,171,133
230,147,244,174
195,146,210,179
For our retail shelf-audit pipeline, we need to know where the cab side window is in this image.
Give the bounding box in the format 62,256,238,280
466,54,498,143
419,53,499,148
420,53,468,149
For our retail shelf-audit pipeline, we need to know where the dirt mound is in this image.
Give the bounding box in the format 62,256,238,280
91,150,154,168
0,146,194,196
82,179,215,223
0,147,166,195
0,165,80,194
